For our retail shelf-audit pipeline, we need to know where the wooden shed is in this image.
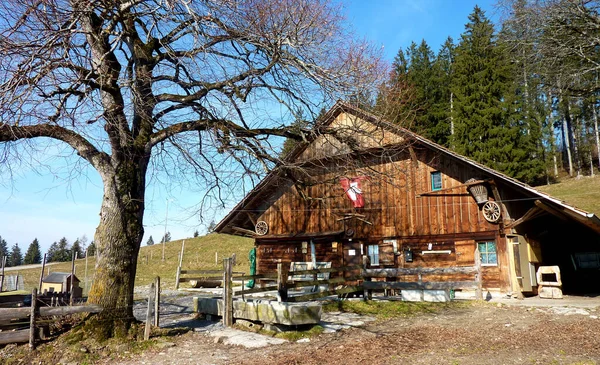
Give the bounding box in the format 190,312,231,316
41,272,82,297
215,101,600,297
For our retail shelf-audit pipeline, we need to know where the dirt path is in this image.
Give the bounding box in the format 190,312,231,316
114,299,600,365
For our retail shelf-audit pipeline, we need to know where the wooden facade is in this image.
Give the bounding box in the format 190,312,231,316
216,102,600,296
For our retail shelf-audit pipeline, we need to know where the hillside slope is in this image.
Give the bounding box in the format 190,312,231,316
535,176,600,216
7,233,253,294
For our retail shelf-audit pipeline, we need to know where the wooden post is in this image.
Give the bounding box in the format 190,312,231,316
175,266,181,290
277,262,289,302
84,250,88,295
179,240,185,268
362,255,371,301
418,273,424,301
38,254,47,294
154,276,160,327
144,282,155,340
29,288,37,350
215,252,218,265
222,258,233,327
70,252,77,306
475,247,483,300
0,256,6,292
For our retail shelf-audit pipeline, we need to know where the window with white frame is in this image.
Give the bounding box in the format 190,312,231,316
367,244,380,266
477,241,498,266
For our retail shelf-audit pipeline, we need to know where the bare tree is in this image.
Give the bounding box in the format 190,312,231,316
0,0,383,334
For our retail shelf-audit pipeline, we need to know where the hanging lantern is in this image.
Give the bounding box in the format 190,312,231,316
466,178,489,206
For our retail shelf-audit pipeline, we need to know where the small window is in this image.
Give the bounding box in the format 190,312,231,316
431,171,442,191
478,241,498,266
367,245,380,266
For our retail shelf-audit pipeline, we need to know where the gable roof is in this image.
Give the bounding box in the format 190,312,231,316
42,272,79,284
215,101,600,235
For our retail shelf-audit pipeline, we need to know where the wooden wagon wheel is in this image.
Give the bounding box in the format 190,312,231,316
255,221,269,235
482,201,501,223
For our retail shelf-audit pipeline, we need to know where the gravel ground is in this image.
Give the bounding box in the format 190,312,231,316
116,291,600,365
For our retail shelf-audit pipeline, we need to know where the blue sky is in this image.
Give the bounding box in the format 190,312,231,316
0,0,497,256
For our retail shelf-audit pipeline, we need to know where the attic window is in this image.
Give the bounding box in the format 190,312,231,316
431,171,442,191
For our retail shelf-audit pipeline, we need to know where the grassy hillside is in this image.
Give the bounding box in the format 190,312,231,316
535,176,600,216
10,233,253,294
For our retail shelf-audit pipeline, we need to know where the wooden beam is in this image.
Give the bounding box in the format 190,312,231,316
363,281,478,290
246,212,257,226
286,285,363,302
364,266,477,278
231,226,257,236
418,179,487,197
506,207,546,229
534,200,568,221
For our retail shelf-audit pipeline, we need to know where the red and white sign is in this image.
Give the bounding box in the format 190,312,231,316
340,177,367,208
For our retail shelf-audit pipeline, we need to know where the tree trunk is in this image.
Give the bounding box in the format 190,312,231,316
562,116,574,177
87,156,148,336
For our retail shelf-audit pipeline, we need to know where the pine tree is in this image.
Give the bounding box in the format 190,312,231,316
406,40,437,138
193,230,199,238
8,243,22,267
24,238,42,265
451,6,528,179
71,239,84,259
207,220,217,233
48,237,71,263
87,241,96,257
375,47,418,127
0,236,8,262
161,232,171,243
429,37,456,147
146,235,155,246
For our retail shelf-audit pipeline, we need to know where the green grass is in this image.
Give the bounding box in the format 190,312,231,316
535,175,600,216
12,233,253,293
322,299,468,319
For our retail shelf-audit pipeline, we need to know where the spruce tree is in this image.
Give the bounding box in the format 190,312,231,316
48,237,71,263
8,243,22,267
429,37,456,147
193,230,199,238
24,238,42,265
0,236,8,261
406,40,437,138
71,239,84,259
87,241,96,257
146,235,155,246
451,6,525,178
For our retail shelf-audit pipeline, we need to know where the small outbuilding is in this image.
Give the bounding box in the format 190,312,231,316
41,272,82,297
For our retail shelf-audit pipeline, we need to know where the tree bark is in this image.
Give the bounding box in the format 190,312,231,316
87,154,149,333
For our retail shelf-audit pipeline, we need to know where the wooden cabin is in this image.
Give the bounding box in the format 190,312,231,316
215,101,600,297
41,272,82,297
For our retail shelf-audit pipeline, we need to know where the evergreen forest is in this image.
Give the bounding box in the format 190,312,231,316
373,2,600,186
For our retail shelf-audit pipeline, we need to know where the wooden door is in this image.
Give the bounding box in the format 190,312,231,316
455,240,475,266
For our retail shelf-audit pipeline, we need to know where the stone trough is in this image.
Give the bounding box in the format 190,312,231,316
193,297,322,326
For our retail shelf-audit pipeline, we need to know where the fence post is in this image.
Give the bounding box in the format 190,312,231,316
154,276,160,327
38,254,47,294
418,272,424,301
29,288,37,350
0,256,5,292
70,252,77,306
475,247,483,300
175,266,181,290
222,258,233,327
277,262,289,302
144,282,155,340
362,255,371,301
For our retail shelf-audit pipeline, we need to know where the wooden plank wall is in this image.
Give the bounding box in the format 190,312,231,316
258,148,498,239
